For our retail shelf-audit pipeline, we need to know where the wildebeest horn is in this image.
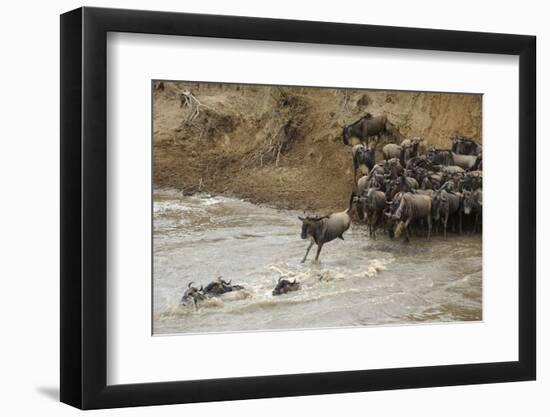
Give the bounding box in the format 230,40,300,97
199,285,203,291
292,279,296,284
188,282,194,288
278,277,284,283
298,216,304,221
386,200,392,205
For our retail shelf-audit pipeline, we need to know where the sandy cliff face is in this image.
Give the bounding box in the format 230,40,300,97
153,81,482,212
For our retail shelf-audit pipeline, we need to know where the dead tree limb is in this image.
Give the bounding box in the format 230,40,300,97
178,89,210,122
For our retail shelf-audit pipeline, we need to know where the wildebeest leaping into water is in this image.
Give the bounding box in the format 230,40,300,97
298,193,354,263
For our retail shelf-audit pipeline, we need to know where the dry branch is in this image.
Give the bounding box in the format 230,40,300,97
178,89,210,122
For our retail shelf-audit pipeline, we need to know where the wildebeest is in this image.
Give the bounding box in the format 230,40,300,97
401,137,422,148
355,175,369,221
399,139,420,166
427,148,454,166
462,189,482,233
385,176,418,201
439,165,465,176
406,155,433,170
298,193,353,263
180,282,206,308
462,170,483,191
451,136,482,155
342,113,388,145
382,143,401,160
364,187,387,239
366,160,387,182
387,193,432,242
421,173,442,190
272,277,301,296
432,189,461,239
203,277,244,296
451,152,477,170
352,144,375,179
473,152,483,171
386,158,405,179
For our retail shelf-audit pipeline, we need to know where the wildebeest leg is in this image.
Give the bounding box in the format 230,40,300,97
459,212,463,235
404,218,412,243
443,213,448,240
314,243,324,262
301,241,315,263
472,212,478,234
426,215,432,240
372,211,378,240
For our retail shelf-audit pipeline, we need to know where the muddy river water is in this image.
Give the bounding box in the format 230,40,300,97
153,188,482,335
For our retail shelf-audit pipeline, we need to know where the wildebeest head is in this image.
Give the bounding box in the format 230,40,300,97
342,124,351,145
384,192,402,238
180,282,205,307
462,190,474,215
385,178,399,201
272,277,300,296
432,190,449,221
426,147,438,162
298,214,328,239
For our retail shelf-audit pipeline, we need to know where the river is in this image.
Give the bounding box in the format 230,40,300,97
153,188,482,335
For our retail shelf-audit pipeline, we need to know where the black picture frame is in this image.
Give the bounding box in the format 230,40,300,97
60,6,536,410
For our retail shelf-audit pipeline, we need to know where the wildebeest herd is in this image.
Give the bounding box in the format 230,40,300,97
181,112,482,308
297,112,483,260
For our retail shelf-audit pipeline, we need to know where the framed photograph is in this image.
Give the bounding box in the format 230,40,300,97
60,6,536,409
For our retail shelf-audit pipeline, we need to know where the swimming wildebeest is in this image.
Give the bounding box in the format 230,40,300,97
462,189,482,233
342,113,388,145
272,277,301,296
203,277,244,296
432,189,462,239
352,144,375,179
386,192,432,243
180,282,206,308
298,193,354,263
